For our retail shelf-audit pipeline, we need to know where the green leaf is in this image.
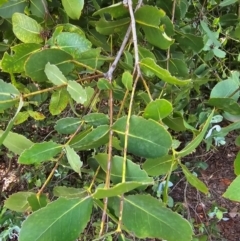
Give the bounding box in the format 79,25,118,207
163,115,186,131
0,0,27,18
180,163,208,194
95,18,130,35
223,176,240,201
208,98,240,115
93,2,129,18
177,33,204,53
82,113,109,127
53,186,88,199
74,48,105,72
219,0,238,7
19,197,93,241
113,116,172,159
67,80,87,104
14,111,30,125
25,49,74,83
97,78,112,90
122,71,133,90
143,99,173,121
12,13,43,44
143,155,176,176
108,195,193,241
0,97,24,147
0,131,33,155
200,20,220,47
177,110,214,157
95,154,153,184
70,125,109,150
168,58,189,77
54,32,92,58
0,79,20,110
210,79,239,100
18,141,62,164
93,182,149,199
135,5,165,26
213,48,226,58
140,58,191,85
55,117,82,134
27,194,48,212
30,0,47,18
44,62,68,85
1,43,41,73
28,110,45,120
234,151,240,175
138,46,156,61
62,0,84,19
65,145,82,175
4,192,33,212
49,88,69,115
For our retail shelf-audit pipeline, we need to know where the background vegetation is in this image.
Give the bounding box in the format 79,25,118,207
0,0,240,240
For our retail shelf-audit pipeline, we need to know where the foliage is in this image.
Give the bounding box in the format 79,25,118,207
0,0,240,240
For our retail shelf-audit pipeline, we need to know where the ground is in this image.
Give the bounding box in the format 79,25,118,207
0,136,240,241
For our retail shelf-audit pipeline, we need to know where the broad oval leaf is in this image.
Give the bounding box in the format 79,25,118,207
62,0,84,19
19,196,93,241
1,43,41,73
223,176,240,201
143,155,176,176
140,58,191,85
49,88,69,115
177,33,204,53
67,80,87,104
45,62,68,85
70,125,109,150
0,0,27,18
95,18,130,35
55,117,82,134
0,79,20,110
122,71,133,90
30,0,47,18
0,131,33,155
219,0,238,7
82,113,109,127
95,154,153,184
65,145,82,175
25,49,74,83
53,186,88,199
210,79,239,100
112,116,172,158
54,32,92,58
108,195,193,241
208,98,240,115
27,193,48,212
4,192,33,212
143,99,173,121
12,13,43,43
93,182,150,199
18,141,62,164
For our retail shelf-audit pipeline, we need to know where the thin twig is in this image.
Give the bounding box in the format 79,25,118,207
117,0,143,232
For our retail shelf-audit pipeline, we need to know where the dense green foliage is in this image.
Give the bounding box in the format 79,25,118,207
1,0,240,240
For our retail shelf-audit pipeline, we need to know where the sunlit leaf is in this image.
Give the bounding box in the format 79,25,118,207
19,141,62,164
113,116,172,158
12,13,43,43
108,195,193,241
19,197,93,241
140,58,191,85
62,0,84,19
